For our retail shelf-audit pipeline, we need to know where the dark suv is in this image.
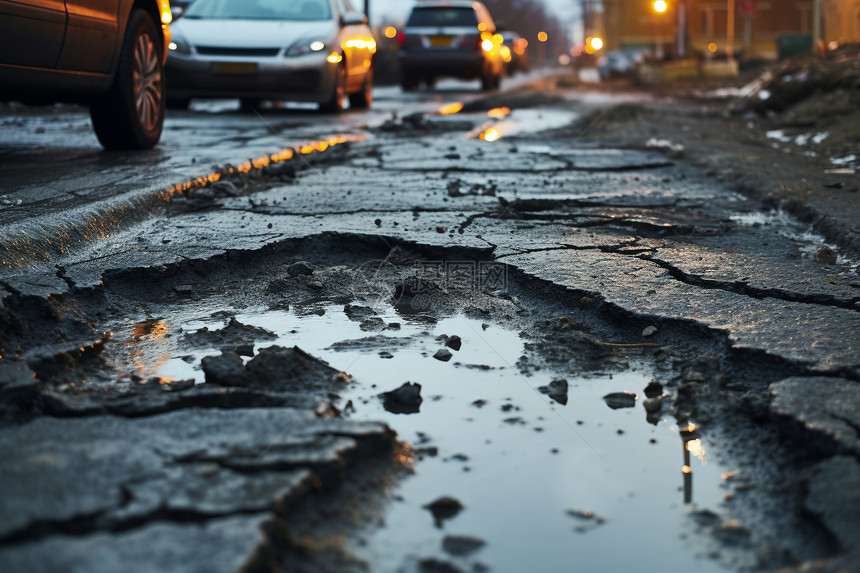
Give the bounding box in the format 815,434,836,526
398,0,503,91
0,1,173,150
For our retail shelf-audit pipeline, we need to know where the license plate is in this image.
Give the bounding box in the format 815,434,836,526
212,62,258,75
429,36,453,47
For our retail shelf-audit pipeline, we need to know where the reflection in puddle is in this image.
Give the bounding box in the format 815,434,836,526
437,102,465,116
468,108,579,142
125,320,173,381
148,305,733,572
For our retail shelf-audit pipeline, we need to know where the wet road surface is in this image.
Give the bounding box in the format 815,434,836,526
0,73,858,573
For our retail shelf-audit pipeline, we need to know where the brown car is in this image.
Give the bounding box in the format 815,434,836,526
0,1,173,149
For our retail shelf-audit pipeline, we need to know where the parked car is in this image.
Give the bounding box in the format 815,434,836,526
171,0,193,18
597,49,646,79
0,0,173,150
398,0,504,91
165,0,375,112
500,31,529,74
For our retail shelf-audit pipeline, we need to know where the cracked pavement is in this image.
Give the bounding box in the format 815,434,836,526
0,78,858,572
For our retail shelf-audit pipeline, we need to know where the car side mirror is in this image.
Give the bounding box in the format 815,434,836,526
340,12,367,26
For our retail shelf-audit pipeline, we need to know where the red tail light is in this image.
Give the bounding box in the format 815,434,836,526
397,32,406,44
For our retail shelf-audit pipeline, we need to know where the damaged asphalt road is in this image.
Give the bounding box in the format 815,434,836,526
0,78,858,573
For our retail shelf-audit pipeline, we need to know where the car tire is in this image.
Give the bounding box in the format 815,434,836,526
90,9,165,150
400,72,419,92
319,60,346,113
166,97,190,110
480,69,495,92
240,98,263,112
348,67,372,110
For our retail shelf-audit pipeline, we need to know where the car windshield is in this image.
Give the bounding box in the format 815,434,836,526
407,7,477,27
184,0,333,21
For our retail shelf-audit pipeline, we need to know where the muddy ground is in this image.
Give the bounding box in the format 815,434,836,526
0,53,859,573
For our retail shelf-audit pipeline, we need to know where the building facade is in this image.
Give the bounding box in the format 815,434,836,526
597,0,859,59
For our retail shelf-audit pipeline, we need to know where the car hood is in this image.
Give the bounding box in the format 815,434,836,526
173,18,338,48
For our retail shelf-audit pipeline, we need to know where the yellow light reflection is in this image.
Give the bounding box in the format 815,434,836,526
708,42,718,53
130,321,168,343
480,128,501,142
486,106,511,119
500,45,512,62
327,52,343,63
384,26,397,39
685,438,706,463
653,0,668,13
589,36,604,51
481,39,494,52
537,31,548,42
438,102,464,115
682,465,692,474
478,22,488,32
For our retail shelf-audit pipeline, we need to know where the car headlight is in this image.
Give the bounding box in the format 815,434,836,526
286,40,327,57
168,33,192,55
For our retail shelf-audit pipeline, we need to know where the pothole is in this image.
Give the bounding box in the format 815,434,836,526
129,301,737,572
4,236,829,571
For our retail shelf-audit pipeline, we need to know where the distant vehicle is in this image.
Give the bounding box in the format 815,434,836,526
165,0,376,112
500,31,529,74
0,0,173,150
398,0,504,91
171,0,193,18
597,50,646,79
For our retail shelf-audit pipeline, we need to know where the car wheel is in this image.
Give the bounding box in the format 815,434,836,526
320,60,346,113
480,69,494,91
348,67,373,110
240,98,263,112
400,72,419,92
166,97,190,110
90,9,164,150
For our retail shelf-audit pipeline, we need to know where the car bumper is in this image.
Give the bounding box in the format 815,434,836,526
165,52,337,102
398,51,485,78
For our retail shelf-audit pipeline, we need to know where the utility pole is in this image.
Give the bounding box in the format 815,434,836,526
677,0,687,58
726,0,735,61
812,0,821,54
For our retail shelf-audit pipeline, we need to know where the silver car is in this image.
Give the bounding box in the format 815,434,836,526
165,0,375,112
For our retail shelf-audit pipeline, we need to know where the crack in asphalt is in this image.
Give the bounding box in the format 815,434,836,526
0,500,277,547
641,254,860,311
377,161,675,174
493,243,638,261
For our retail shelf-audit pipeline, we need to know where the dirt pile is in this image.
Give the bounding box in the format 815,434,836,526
732,45,860,161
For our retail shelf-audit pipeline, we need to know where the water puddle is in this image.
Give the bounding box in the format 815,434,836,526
467,109,580,142
147,303,736,572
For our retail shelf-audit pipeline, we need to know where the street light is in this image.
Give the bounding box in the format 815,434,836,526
651,0,668,59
